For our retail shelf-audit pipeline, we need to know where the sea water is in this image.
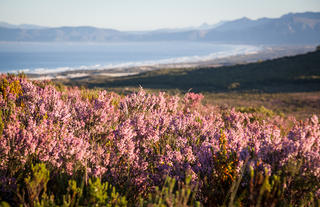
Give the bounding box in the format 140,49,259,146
0,41,259,74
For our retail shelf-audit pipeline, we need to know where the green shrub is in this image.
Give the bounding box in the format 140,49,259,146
140,176,200,207
2,163,128,206
87,178,128,206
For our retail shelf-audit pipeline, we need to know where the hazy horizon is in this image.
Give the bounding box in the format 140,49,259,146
0,10,319,32
1,0,320,31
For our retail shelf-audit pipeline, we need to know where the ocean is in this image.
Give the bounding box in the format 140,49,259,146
0,41,259,74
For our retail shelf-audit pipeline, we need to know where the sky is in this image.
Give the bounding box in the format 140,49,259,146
0,0,320,31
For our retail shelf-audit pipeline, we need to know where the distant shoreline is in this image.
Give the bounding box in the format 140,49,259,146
25,44,316,81
2,42,258,75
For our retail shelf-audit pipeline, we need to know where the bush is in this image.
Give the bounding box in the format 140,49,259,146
0,74,319,206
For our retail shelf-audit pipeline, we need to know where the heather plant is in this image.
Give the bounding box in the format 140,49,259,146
0,74,320,206
199,130,240,206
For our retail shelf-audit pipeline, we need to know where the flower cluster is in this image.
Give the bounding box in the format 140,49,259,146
0,74,319,205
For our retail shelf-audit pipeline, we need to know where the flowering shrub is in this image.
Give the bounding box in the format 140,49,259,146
0,74,319,206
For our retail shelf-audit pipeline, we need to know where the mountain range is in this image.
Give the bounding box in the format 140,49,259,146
0,12,319,44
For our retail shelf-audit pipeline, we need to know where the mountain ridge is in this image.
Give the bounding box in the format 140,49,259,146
0,12,319,44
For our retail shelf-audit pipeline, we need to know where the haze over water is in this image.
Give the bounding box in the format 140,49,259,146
0,42,259,74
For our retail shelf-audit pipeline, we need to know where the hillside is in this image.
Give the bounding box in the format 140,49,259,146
60,50,320,93
203,12,320,44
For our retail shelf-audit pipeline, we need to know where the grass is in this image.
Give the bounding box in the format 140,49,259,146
202,91,320,120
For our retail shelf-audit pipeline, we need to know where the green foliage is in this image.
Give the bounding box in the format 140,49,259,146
5,163,128,206
227,161,320,207
18,163,51,206
0,201,11,207
0,78,23,101
237,106,276,118
6,151,317,207
0,77,9,99
141,176,200,207
80,87,100,101
0,110,4,135
61,180,83,207
34,194,56,207
0,76,24,130
87,178,128,206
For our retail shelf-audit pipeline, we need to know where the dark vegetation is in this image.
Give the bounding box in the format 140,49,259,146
59,51,320,93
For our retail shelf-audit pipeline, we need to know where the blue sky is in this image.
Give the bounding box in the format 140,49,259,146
1,0,320,30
